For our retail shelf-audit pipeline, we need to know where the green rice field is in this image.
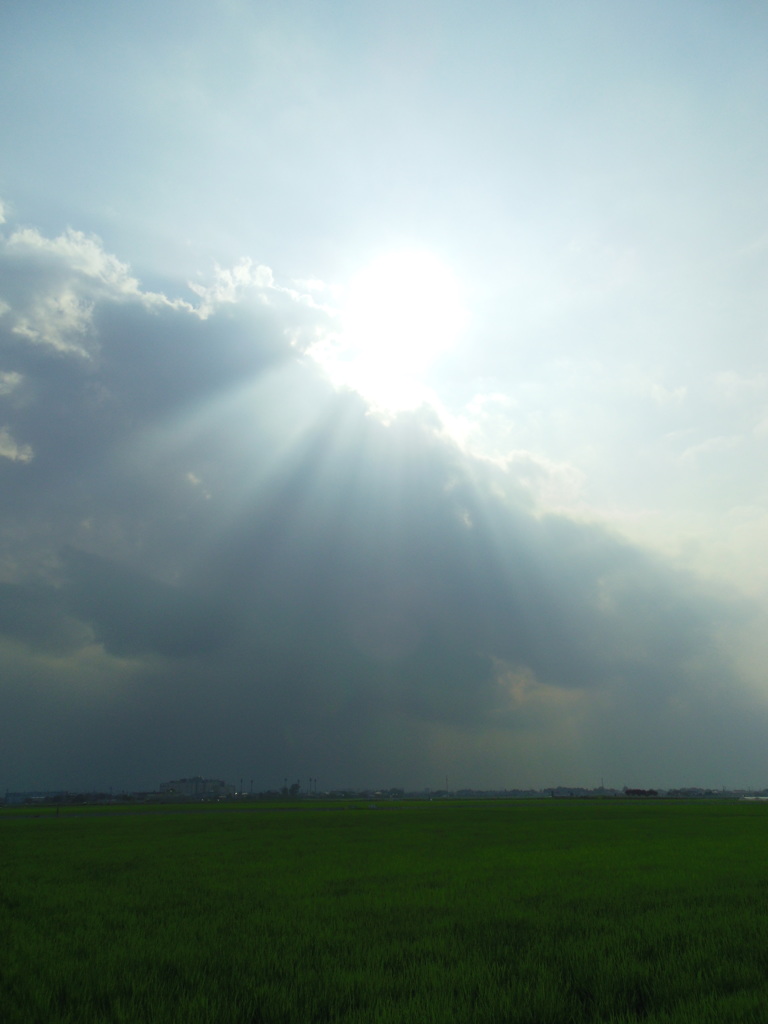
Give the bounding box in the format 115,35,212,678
3,798,768,1022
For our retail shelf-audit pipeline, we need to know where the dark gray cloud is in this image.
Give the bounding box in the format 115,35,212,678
0,224,765,793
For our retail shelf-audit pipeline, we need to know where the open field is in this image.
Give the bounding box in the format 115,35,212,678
3,798,768,1022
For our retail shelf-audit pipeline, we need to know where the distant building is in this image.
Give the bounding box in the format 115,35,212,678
159,777,235,799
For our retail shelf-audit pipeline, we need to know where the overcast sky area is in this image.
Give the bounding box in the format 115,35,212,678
3,1,768,793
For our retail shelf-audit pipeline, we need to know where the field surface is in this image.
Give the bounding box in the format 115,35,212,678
3,798,768,1022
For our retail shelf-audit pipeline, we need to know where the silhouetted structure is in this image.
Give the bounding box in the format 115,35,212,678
159,777,235,799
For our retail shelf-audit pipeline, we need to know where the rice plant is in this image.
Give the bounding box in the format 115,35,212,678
3,799,768,1022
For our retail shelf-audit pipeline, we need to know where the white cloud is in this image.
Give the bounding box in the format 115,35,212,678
7,227,143,293
0,371,22,396
0,427,33,463
679,435,742,463
713,371,768,402
502,450,587,510
648,382,687,406
188,258,275,317
188,257,333,350
0,227,197,356
11,288,95,354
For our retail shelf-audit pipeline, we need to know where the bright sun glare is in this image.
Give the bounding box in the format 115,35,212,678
320,249,467,412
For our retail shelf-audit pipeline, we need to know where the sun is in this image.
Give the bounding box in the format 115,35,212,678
319,249,467,412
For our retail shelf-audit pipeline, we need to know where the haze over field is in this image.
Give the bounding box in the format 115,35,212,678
2,1,768,792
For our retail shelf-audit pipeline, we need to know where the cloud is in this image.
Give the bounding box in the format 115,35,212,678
0,427,33,463
0,224,192,356
679,435,742,463
0,214,765,792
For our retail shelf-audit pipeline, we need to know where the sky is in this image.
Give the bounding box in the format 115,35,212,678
2,0,768,793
